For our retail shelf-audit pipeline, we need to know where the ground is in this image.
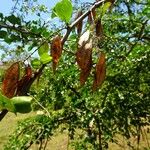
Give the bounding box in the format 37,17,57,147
1,112,150,150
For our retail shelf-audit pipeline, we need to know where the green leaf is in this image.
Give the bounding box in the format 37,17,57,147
52,0,73,23
11,96,32,114
38,42,49,56
7,15,21,25
31,58,41,68
51,10,57,18
98,2,111,18
40,53,52,64
0,31,7,38
0,93,15,112
0,13,3,19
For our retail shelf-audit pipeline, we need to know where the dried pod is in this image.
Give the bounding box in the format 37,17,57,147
76,39,93,86
79,56,92,86
95,19,103,38
78,30,90,47
92,8,96,21
76,40,92,70
92,52,106,91
88,13,93,25
51,35,62,72
2,62,19,98
16,65,32,96
75,10,83,36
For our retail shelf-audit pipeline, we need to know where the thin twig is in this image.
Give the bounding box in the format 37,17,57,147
126,20,148,57
33,97,51,118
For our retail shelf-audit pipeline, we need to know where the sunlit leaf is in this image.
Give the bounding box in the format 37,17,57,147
40,53,52,64
31,58,41,68
0,93,15,112
38,42,49,57
98,2,111,18
52,0,73,23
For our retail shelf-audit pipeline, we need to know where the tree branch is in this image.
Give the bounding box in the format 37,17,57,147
61,0,105,45
0,23,42,37
126,20,148,57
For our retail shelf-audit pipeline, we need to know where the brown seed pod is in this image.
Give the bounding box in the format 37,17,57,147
2,62,20,98
75,10,83,36
95,19,103,38
76,39,93,86
92,52,106,91
16,65,32,96
51,35,62,72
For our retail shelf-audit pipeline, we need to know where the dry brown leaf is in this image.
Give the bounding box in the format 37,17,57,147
95,19,103,38
2,62,19,98
92,52,106,91
51,35,62,72
75,10,83,36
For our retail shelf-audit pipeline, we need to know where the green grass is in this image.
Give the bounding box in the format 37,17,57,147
0,112,35,149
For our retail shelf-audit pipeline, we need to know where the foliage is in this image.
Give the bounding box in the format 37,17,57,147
0,0,149,149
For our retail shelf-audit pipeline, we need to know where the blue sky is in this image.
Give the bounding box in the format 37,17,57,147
0,0,95,15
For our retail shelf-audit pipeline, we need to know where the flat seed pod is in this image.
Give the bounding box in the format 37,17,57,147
76,40,93,86
2,62,19,98
90,8,96,21
75,10,83,36
78,30,90,47
16,65,32,96
95,19,103,38
51,35,62,72
92,52,106,91
79,55,92,86
76,40,92,70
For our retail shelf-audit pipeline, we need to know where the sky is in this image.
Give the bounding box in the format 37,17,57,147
0,0,95,15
